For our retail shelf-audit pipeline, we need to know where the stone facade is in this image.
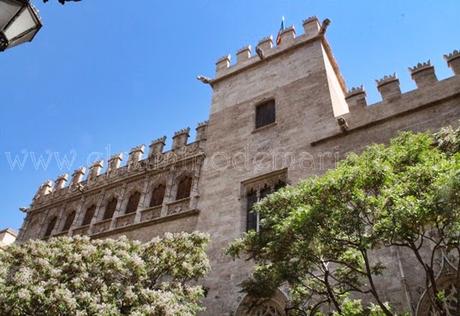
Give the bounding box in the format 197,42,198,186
0,228,17,249
17,16,460,315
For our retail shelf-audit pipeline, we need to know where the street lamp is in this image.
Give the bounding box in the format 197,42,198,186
0,0,41,52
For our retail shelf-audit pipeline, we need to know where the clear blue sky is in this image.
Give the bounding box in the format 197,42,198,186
1,1,459,231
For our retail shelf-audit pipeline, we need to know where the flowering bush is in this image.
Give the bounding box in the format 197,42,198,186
0,232,210,315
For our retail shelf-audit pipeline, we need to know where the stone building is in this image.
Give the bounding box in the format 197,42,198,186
16,16,460,315
0,228,17,249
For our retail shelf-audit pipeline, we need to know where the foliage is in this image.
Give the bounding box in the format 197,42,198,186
228,124,460,316
0,232,210,316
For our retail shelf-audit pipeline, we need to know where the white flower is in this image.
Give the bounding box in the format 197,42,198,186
18,288,30,300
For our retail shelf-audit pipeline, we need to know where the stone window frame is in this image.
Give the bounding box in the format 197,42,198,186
44,216,58,238
61,210,76,232
124,191,141,214
240,168,288,232
102,196,118,220
254,98,277,130
115,179,147,215
173,171,194,201
144,173,169,209
149,183,166,208
235,289,288,316
81,204,96,226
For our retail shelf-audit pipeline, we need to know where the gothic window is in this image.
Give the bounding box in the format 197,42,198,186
82,205,96,226
176,176,192,200
236,292,287,316
62,210,76,231
44,216,57,237
255,99,276,129
150,184,166,207
103,198,118,220
125,191,141,214
245,175,287,232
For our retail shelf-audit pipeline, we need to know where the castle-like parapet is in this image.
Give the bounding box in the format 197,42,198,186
444,50,460,75
409,60,437,89
34,180,53,199
172,127,190,150
195,120,208,141
88,160,103,183
376,73,401,101
314,50,460,146
71,167,85,186
54,174,68,190
214,16,325,78
355,50,458,107
128,145,145,170
108,153,123,174
278,26,296,47
345,86,367,111
30,121,207,205
149,136,166,157
302,16,321,37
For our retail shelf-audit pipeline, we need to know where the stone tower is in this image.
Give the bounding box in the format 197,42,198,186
195,17,352,314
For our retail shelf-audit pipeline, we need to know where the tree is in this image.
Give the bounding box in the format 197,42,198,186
228,124,460,316
0,232,210,316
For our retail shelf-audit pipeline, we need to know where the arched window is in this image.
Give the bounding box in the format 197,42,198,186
82,205,96,226
44,216,57,237
236,290,287,316
62,210,76,231
150,184,165,207
103,197,118,220
176,176,192,200
125,191,141,214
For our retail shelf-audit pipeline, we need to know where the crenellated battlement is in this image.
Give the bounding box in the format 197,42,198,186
236,45,251,63
345,51,458,109
54,174,68,190
31,121,208,206
345,85,367,110
444,50,460,75
257,36,273,51
375,73,398,86
408,60,432,73
213,16,325,80
313,51,460,145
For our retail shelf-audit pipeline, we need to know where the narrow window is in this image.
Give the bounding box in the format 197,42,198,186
246,189,258,232
125,191,141,214
62,211,76,231
150,184,166,207
82,205,96,226
44,216,57,237
103,198,118,220
176,177,192,200
255,99,276,129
